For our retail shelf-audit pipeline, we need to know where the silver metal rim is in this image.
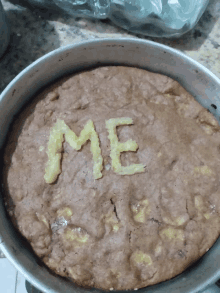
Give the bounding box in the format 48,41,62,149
1,38,220,293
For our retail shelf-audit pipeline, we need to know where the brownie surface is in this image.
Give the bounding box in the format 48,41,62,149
3,66,220,290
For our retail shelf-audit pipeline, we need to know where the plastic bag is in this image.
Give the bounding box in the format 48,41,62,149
108,0,210,37
0,0,10,58
10,0,209,38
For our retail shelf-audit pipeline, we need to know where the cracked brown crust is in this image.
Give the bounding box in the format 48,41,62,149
2,66,220,290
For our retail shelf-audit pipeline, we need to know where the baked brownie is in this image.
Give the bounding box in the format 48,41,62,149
2,66,220,290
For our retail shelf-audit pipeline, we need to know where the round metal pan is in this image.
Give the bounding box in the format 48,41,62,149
0,38,220,293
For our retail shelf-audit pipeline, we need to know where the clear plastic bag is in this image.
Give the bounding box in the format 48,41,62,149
108,0,210,37
11,0,210,37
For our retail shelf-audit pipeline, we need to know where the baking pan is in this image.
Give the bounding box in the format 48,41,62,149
0,38,220,293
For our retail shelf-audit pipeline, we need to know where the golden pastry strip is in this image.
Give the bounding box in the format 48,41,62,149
194,165,214,176
194,195,212,220
44,120,65,184
44,119,103,183
162,215,188,226
65,228,89,243
57,207,73,218
45,117,145,183
159,228,184,241
65,119,103,180
131,250,153,266
105,117,145,175
131,199,151,223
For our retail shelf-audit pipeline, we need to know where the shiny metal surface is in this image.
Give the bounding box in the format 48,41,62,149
0,38,220,293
